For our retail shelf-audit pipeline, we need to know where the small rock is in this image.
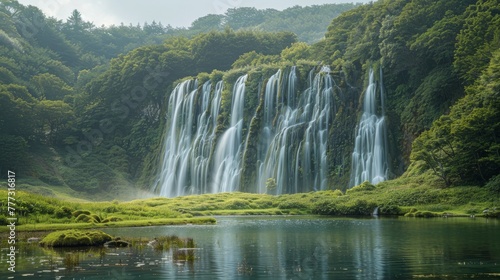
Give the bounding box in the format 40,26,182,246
104,240,131,248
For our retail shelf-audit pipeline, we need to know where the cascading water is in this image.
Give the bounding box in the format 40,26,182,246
211,74,248,193
154,79,223,197
191,80,223,194
256,66,335,194
350,68,389,187
154,67,337,197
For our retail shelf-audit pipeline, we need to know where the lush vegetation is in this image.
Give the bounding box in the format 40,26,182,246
0,188,216,231
1,173,498,232
189,4,360,43
0,0,499,218
0,0,299,192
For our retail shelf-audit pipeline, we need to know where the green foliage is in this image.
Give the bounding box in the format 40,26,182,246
223,199,251,210
486,175,500,195
277,199,309,210
36,100,74,144
265,178,277,192
191,29,296,73
313,198,377,216
72,210,91,217
39,230,113,247
411,49,500,186
405,211,437,218
232,51,280,69
152,235,195,255
454,0,500,84
346,181,376,194
31,73,74,100
379,204,403,215
1,0,499,200
280,42,312,62
75,214,94,223
55,206,73,218
0,134,28,175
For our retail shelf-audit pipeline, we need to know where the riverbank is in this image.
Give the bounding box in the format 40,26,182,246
1,175,499,232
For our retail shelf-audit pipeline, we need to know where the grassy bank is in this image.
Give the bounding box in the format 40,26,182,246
1,174,499,232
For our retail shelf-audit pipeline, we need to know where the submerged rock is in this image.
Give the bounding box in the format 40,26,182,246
104,240,131,248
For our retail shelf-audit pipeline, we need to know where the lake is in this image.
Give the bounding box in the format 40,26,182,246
2,216,500,279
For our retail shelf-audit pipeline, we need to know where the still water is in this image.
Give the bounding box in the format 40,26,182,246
2,216,500,279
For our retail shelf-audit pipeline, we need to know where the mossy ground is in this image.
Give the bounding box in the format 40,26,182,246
1,172,498,232
39,229,113,247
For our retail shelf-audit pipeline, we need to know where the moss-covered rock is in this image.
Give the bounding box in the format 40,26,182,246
39,230,113,247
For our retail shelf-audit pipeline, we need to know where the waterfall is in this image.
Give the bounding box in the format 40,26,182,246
192,80,224,194
154,67,337,197
256,66,334,194
350,68,388,187
154,79,223,197
211,74,248,193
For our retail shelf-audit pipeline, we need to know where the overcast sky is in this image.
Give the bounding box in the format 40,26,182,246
17,0,372,28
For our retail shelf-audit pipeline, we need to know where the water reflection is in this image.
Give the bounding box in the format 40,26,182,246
2,217,499,279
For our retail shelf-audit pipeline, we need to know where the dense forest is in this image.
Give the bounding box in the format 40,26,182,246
0,0,499,199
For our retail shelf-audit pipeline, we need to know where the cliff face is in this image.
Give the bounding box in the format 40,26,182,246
152,63,398,196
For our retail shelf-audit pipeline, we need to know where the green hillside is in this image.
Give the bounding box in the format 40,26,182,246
0,0,498,206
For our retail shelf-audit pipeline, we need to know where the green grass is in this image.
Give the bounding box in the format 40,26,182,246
0,171,498,233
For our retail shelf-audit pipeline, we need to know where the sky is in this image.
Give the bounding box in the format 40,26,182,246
16,0,372,28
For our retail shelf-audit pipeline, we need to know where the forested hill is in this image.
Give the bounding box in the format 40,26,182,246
187,4,360,43
0,0,499,199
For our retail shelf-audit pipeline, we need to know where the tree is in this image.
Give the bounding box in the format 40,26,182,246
36,100,74,144
31,73,74,100
65,9,93,32
231,51,279,68
224,7,265,29
191,14,223,32
280,42,311,62
0,134,28,176
0,88,37,140
411,48,500,186
454,0,500,84
411,117,455,187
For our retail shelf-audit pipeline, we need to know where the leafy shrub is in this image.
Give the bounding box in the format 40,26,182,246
55,206,73,218
346,181,376,194
90,214,102,223
101,216,122,223
483,210,500,218
331,189,344,196
486,175,500,195
253,198,273,208
414,211,437,218
72,210,91,217
0,215,8,225
277,200,309,209
313,198,376,215
223,199,251,210
75,214,94,223
379,204,403,215
103,205,119,213
424,204,452,212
